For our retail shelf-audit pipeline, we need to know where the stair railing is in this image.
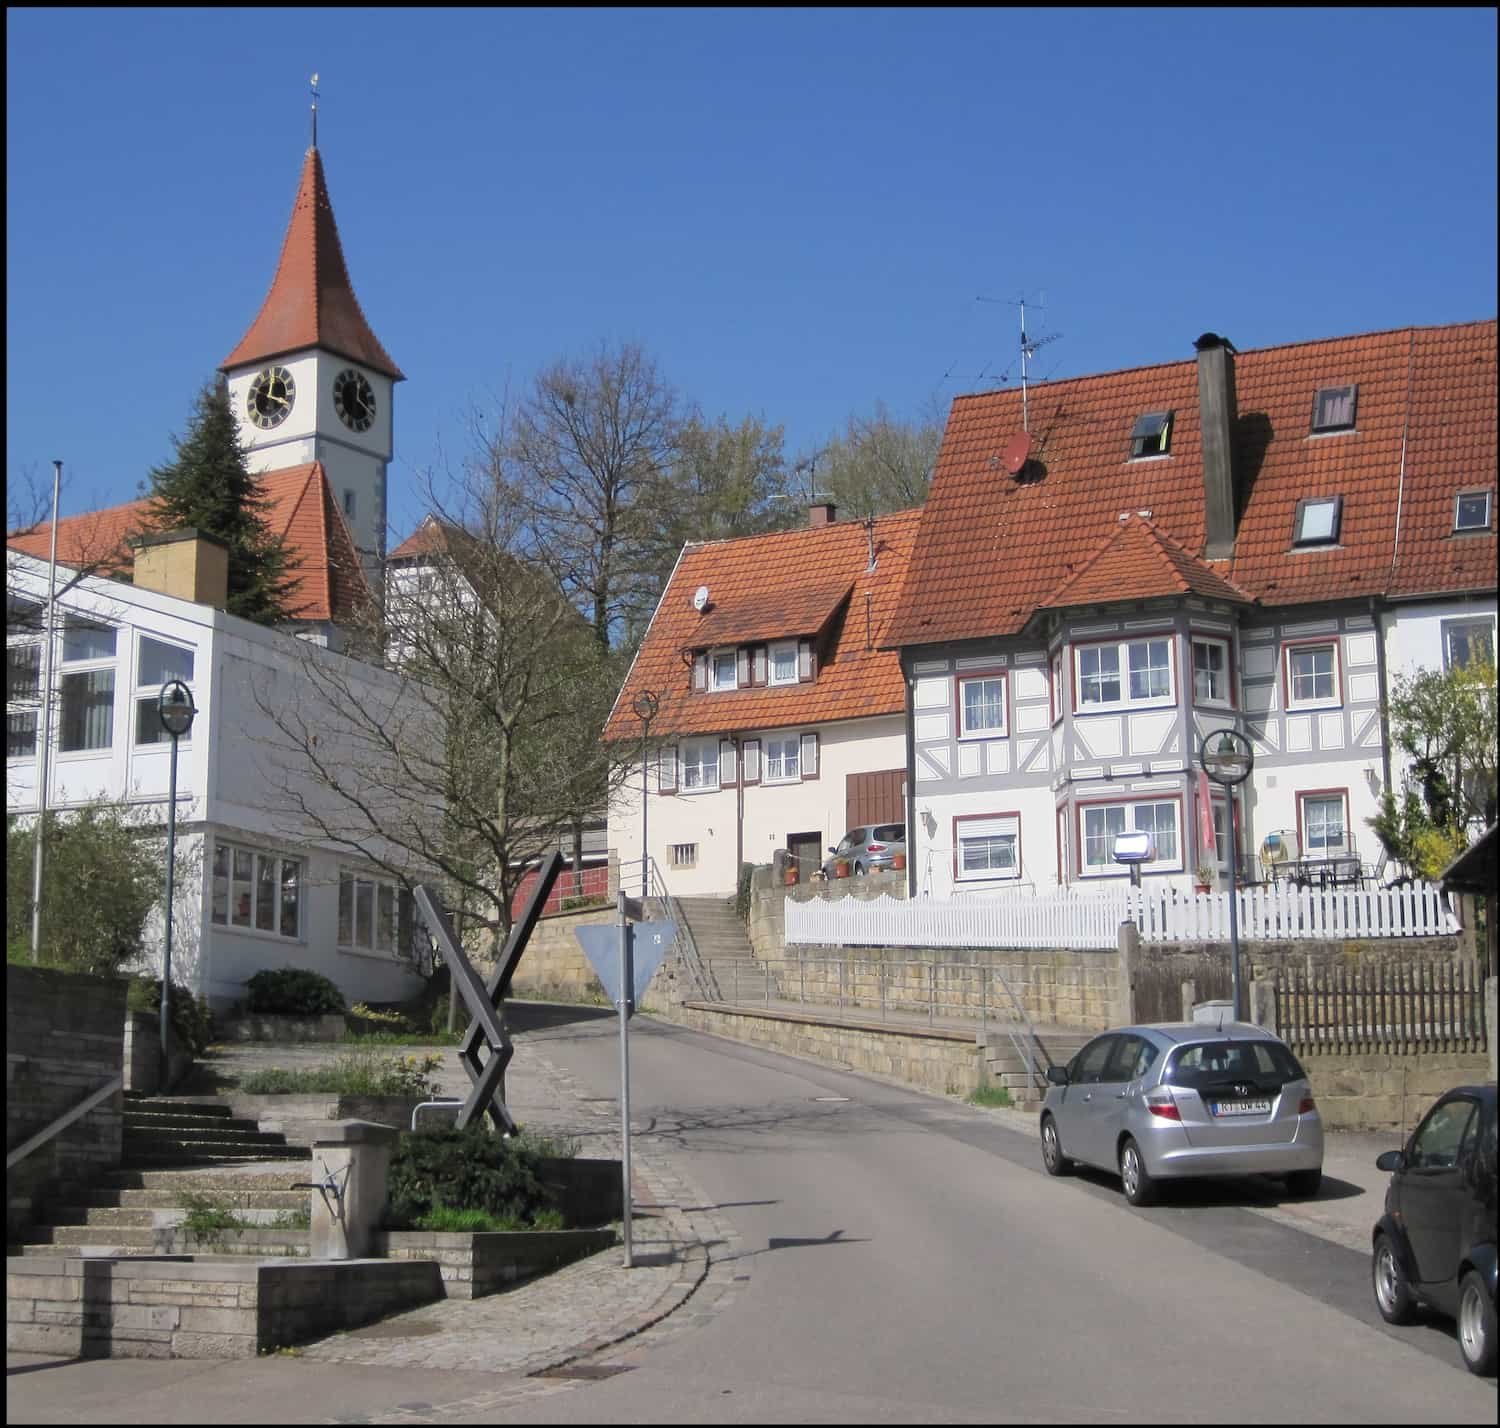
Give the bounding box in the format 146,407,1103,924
982,958,1049,1098
620,856,722,1002
7,1073,123,1170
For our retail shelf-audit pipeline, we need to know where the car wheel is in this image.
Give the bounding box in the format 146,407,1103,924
1040,1114,1072,1176
1119,1137,1158,1206
1372,1233,1416,1325
1284,1168,1322,1199
1457,1269,1497,1376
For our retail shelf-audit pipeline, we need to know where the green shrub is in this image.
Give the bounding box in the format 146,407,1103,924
412,1205,564,1232
735,862,755,923
127,977,215,1056
384,1127,564,1229
560,893,611,912
245,967,346,1015
238,1049,442,1097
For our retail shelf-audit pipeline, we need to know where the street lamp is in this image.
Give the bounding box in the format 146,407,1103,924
157,679,196,1078
1199,726,1253,1021
632,690,658,899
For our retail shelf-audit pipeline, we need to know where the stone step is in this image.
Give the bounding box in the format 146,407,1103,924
122,1146,312,1169
124,1097,236,1115
20,1225,160,1249
68,1183,309,1210
124,1112,266,1136
125,1126,292,1151
13,1232,312,1258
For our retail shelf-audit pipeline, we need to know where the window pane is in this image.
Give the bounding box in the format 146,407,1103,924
7,644,40,702
1295,499,1339,544
1127,640,1170,700
1084,806,1127,866
1133,803,1178,863
772,644,797,682
1304,797,1346,853
280,860,300,938
1193,641,1225,703
377,883,395,952
1079,647,1120,705
963,678,1005,732
256,855,276,931
1445,621,1494,670
232,849,254,927
1454,492,1490,531
211,845,229,924
338,873,353,944
59,670,114,751
1290,646,1335,702
137,637,194,687
961,833,1016,873
355,879,374,948
7,710,37,758
61,618,116,662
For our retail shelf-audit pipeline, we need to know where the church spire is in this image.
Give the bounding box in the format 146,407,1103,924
220,147,403,381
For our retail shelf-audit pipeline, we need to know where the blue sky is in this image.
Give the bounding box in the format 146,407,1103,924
7,7,1496,541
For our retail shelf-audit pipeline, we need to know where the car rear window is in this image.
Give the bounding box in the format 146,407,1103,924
1164,1039,1306,1089
873,825,904,842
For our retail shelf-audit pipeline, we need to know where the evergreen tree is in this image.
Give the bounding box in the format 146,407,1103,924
141,379,298,624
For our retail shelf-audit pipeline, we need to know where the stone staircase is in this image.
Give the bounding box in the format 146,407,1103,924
9,1096,312,1258
673,896,757,996
981,1026,1095,1109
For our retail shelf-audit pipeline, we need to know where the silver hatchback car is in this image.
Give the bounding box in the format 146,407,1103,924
1039,1021,1324,1205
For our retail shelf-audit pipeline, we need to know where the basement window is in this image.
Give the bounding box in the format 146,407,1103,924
1292,495,1342,547
1311,384,1358,434
1129,411,1173,459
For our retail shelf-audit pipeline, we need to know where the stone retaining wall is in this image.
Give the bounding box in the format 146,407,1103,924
6,1255,443,1359
218,1013,347,1042
1296,1049,1492,1135
375,1227,617,1298
6,966,125,1244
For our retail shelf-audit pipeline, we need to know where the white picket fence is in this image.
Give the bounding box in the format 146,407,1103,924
784,883,1459,951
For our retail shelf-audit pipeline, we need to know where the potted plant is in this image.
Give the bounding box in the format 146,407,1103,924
834,858,852,879
1194,863,1216,893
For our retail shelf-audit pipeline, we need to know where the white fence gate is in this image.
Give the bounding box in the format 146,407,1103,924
784,883,1458,950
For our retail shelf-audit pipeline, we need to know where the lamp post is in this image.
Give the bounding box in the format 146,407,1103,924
631,690,658,899
1199,727,1253,1021
157,679,196,1077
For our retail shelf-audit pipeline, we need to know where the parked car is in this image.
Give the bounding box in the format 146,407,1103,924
1371,1082,1497,1376
1038,1021,1324,1206
822,824,905,878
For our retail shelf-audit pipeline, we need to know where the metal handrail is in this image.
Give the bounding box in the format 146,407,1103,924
619,855,722,1002
7,1072,123,1170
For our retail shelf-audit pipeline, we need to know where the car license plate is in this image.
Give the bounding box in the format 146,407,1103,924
1211,1099,1271,1117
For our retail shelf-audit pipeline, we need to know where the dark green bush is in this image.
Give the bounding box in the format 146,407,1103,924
384,1127,561,1229
735,861,755,923
245,966,346,1015
127,977,215,1056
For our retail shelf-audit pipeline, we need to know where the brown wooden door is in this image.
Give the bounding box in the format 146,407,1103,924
845,768,906,832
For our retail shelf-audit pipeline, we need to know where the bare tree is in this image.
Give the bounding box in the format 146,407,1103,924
503,340,683,651
813,397,946,519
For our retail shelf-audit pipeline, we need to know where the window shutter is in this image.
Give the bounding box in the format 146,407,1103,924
798,640,813,681
692,654,707,692
736,647,751,687
752,645,767,686
742,738,761,784
800,731,819,780
719,739,738,787
657,746,677,793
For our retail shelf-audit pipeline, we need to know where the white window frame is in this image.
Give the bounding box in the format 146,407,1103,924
710,649,738,692
338,867,408,955
1075,637,1175,711
762,733,801,783
133,635,196,747
1191,635,1232,708
1080,799,1182,875
679,738,720,791
1299,792,1349,856
6,612,41,760
954,813,1021,883
1050,649,1064,724
1442,616,1496,670
958,673,1008,739
768,640,799,686
212,841,302,939
57,616,118,756
1283,640,1341,710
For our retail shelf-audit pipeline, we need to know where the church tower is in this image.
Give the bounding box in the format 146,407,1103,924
220,146,402,598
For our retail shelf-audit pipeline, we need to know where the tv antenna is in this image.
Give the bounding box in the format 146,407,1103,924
977,293,1064,431
310,72,320,147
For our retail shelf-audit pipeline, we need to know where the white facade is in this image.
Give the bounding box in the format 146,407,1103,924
609,715,907,897
7,551,438,1010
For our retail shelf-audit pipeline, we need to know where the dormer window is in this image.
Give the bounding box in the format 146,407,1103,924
768,640,799,686
1129,410,1173,459
1292,495,1342,547
710,649,738,691
1455,490,1493,532
1311,384,1357,434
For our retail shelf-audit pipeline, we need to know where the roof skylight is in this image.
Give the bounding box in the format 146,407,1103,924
1311,384,1357,433
1129,410,1173,459
1454,490,1493,533
1293,495,1343,547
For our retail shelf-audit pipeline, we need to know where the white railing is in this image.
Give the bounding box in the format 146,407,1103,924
785,882,1458,950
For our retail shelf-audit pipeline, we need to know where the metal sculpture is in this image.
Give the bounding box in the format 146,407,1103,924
413,850,566,1134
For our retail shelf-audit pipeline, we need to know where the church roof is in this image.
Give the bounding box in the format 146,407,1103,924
221,147,403,381
7,462,372,626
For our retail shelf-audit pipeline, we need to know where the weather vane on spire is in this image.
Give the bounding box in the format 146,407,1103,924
310,72,320,148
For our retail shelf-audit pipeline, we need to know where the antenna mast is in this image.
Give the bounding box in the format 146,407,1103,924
1010,295,1063,433
310,72,320,148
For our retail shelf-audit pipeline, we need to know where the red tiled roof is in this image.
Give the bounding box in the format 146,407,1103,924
7,462,371,625
686,576,853,648
221,148,403,381
604,510,922,743
1038,514,1252,612
884,320,1496,648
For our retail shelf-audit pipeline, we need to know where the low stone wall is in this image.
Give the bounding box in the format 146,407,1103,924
1296,1049,1492,1135
474,905,615,1004
7,1254,443,1359
677,1002,982,1098
122,1011,193,1095
376,1227,617,1299
218,1013,347,1042
7,966,126,1244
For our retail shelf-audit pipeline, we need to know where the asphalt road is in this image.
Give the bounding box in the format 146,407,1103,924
9,1008,1494,1423
476,1011,1492,1424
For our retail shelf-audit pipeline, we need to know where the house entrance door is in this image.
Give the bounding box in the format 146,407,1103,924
786,832,822,885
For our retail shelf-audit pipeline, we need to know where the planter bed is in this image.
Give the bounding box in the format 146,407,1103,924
374,1227,618,1299
218,1014,347,1043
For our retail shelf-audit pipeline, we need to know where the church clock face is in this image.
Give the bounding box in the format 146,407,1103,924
247,366,296,429
333,368,377,433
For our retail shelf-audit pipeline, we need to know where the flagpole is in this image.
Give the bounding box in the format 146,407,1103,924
30,460,62,963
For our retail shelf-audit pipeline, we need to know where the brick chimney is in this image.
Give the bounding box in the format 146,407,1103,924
1195,332,1239,560
809,502,837,528
130,529,229,608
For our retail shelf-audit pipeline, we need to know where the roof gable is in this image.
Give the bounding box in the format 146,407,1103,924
221,147,403,380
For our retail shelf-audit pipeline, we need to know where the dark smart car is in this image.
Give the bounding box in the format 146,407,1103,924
1371,1082,1497,1376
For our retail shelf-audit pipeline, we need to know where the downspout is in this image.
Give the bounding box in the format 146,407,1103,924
1372,596,1394,800
734,733,744,883
1376,332,1416,808
904,665,918,898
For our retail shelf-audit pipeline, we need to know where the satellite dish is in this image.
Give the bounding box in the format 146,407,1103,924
692,585,710,612
1000,431,1032,475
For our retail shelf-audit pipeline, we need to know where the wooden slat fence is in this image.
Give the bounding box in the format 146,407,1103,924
1274,959,1487,1054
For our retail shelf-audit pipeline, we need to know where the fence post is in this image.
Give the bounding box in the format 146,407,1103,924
1181,979,1196,1023
1116,919,1139,1025
1487,976,1497,1084
929,960,936,1028
1250,978,1277,1037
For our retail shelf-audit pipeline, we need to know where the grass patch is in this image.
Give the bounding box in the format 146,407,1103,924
237,1049,443,1097
967,1083,1015,1109
340,1028,465,1047
412,1205,566,1233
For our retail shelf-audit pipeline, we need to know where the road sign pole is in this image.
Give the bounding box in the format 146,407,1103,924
617,889,634,1268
